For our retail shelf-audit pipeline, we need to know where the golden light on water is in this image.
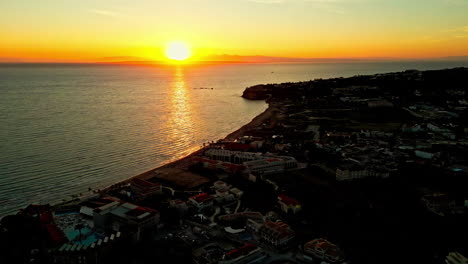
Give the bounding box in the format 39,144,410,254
168,66,195,144
163,66,203,160
165,41,192,61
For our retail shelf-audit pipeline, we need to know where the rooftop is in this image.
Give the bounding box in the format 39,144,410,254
225,244,258,260
190,193,214,204
278,194,301,206
110,203,158,222
132,178,161,188
304,238,345,260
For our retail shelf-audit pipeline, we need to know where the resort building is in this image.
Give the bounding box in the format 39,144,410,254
304,238,345,263
188,193,214,210
205,149,234,162
257,221,295,247
204,149,262,164
219,244,267,264
169,199,189,214
80,198,120,218
191,157,247,175
192,243,225,264
201,149,297,176
243,156,297,176
421,193,458,216
218,211,264,223
93,202,159,241
335,166,390,181
213,180,228,190
215,189,236,204
278,194,302,214
230,188,244,198
130,178,162,200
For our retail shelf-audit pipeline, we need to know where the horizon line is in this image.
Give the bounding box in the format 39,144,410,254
1,55,468,65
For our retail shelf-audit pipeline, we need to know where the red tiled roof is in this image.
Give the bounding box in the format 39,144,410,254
46,224,66,244
262,221,295,239
305,238,344,259
80,197,118,209
172,199,185,204
39,211,54,224
190,193,213,203
278,194,301,206
219,211,263,221
126,206,158,218
132,178,160,188
225,244,257,259
266,158,282,162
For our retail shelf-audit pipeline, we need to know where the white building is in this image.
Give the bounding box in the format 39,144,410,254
188,193,214,210
93,202,159,241
219,244,267,264
336,167,390,181
130,178,162,200
169,199,188,214
278,194,302,214
213,180,228,190
204,149,262,164
243,156,297,176
304,238,345,263
205,149,234,162
230,188,244,198
204,148,297,176
257,221,295,247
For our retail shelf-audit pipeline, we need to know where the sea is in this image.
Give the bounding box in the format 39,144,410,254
1,61,467,216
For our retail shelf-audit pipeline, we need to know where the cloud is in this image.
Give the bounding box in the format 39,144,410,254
444,25,468,33
247,0,343,3
430,26,468,41
88,9,128,19
99,56,146,61
246,0,349,14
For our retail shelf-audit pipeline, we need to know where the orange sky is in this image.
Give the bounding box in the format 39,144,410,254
1,0,468,63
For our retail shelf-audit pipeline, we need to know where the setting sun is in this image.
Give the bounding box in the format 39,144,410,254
165,41,191,61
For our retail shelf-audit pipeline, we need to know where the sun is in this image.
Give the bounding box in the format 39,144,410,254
165,41,191,61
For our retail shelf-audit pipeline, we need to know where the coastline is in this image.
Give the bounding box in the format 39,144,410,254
52,98,274,209
224,99,277,140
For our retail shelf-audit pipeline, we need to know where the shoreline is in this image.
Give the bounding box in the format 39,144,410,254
52,98,274,209
224,99,277,140
110,99,274,184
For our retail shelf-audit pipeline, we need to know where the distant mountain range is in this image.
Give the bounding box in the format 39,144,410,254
1,55,468,65
95,54,468,64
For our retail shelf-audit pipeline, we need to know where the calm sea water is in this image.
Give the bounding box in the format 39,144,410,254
1,61,467,216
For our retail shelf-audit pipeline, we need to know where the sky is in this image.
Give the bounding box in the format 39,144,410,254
1,0,468,63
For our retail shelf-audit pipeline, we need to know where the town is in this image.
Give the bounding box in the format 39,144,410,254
1,68,467,264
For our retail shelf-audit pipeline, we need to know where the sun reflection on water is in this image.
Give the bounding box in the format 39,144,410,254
166,66,198,155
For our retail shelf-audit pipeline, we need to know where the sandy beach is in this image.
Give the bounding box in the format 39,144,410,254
53,98,274,208
123,100,275,183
